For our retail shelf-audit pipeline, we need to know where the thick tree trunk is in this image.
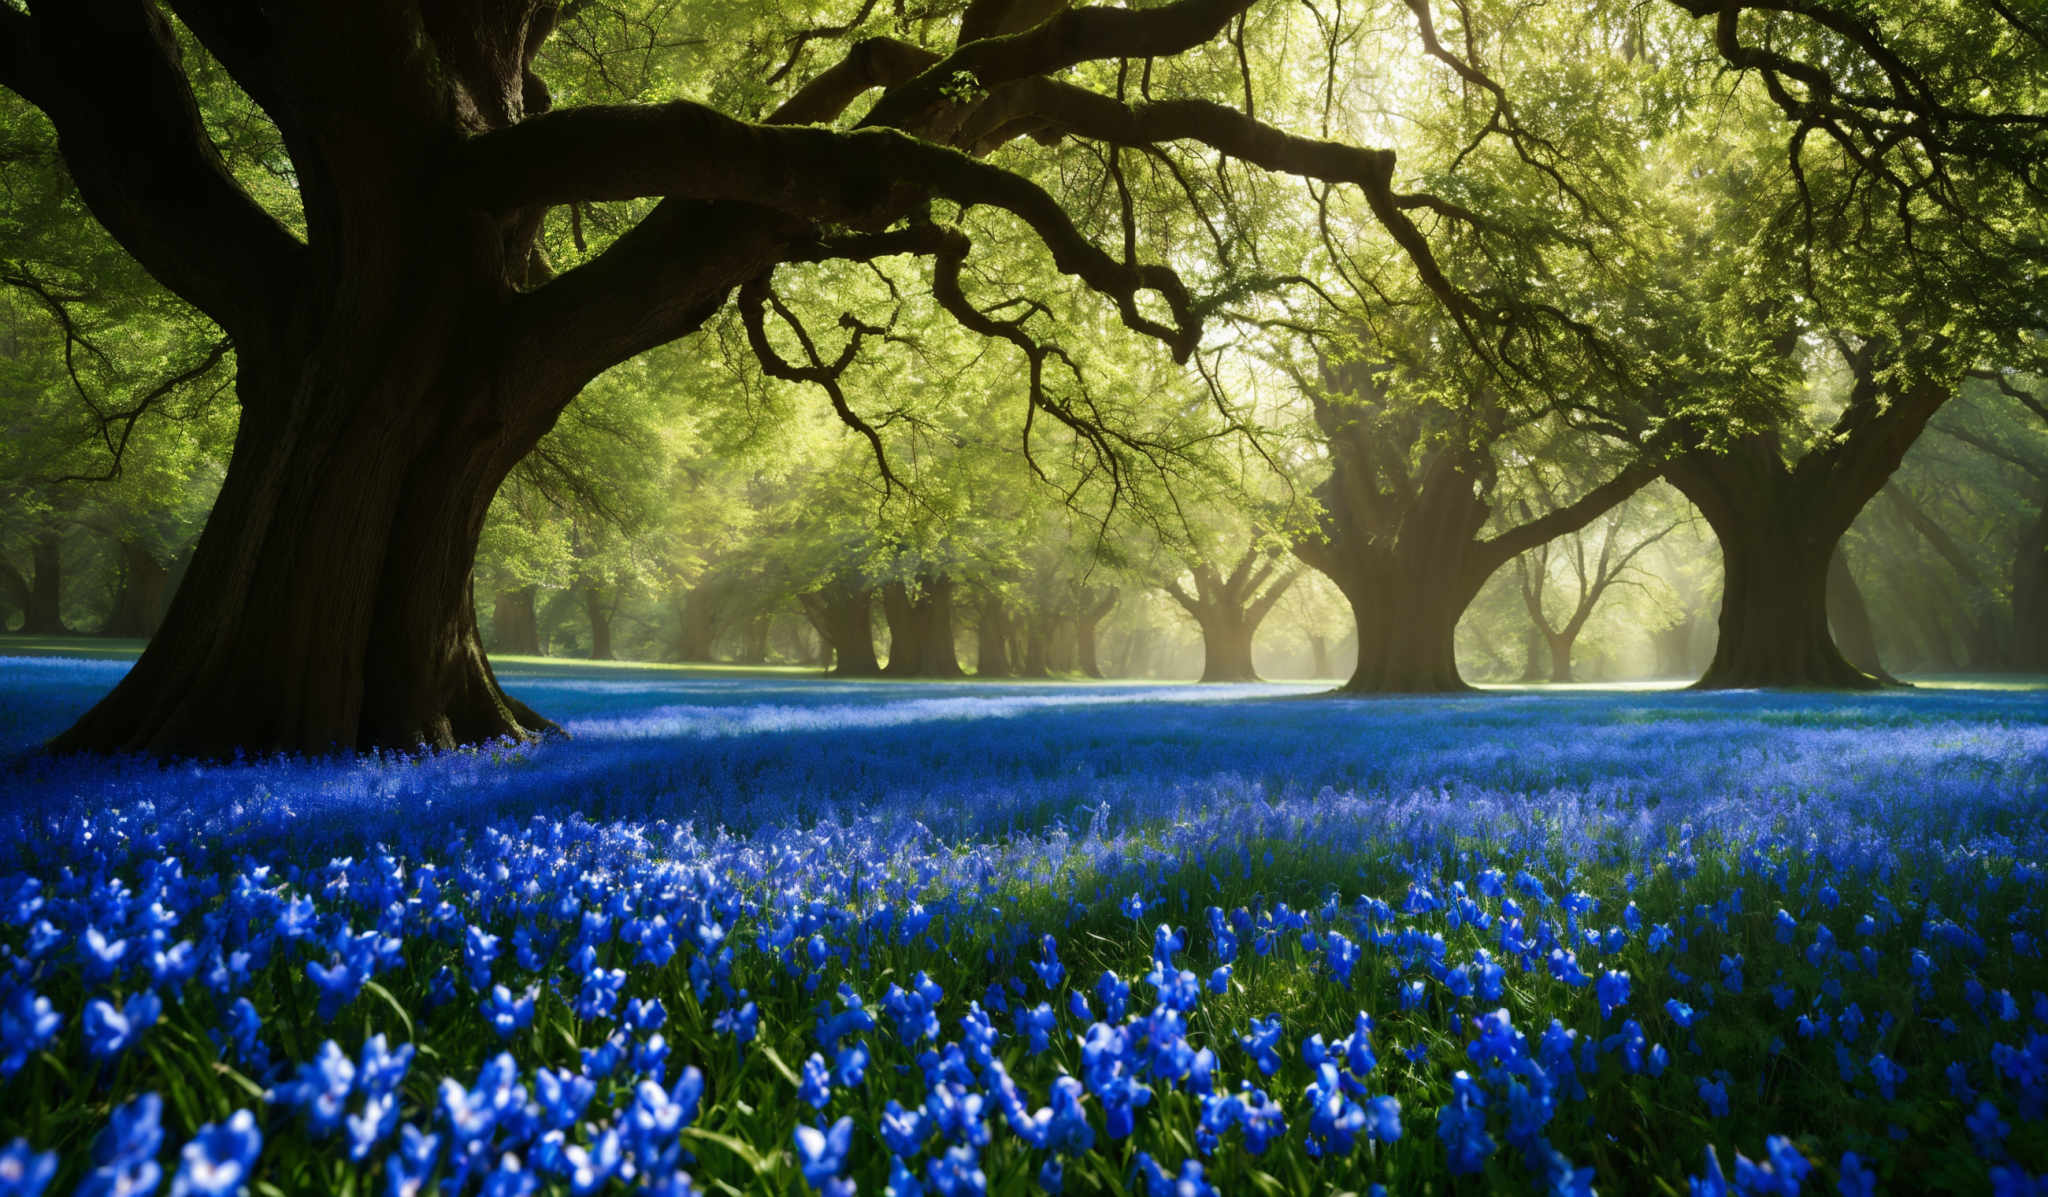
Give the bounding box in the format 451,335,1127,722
1546,632,1576,683
582,587,613,660
50,370,559,756
100,539,170,639
1338,561,1475,692
800,582,881,677
1692,510,1876,688
1196,614,1259,682
975,592,1012,678
1671,445,1899,690
1671,360,1950,690
881,576,963,677
491,586,542,655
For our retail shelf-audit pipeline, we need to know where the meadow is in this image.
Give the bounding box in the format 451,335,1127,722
0,654,2044,1196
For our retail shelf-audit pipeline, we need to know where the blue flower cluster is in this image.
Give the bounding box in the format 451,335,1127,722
0,661,2044,1193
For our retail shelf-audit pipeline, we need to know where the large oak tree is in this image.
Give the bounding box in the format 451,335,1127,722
1,0,1478,755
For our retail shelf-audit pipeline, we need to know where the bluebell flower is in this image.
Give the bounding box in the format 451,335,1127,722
0,991,61,1077
1968,1099,2010,1159
482,984,535,1040
1732,1136,1810,1196
84,990,162,1061
1597,969,1630,1019
1948,1061,1976,1101
564,1128,622,1196
1095,971,1129,1023
0,1138,56,1197
1436,1071,1494,1175
1364,1095,1401,1142
82,927,129,985
1838,1151,1876,1197
78,1093,165,1197
713,998,760,1045
170,1109,263,1197
887,1155,924,1197
1033,935,1065,990
799,1052,832,1109
1240,1015,1283,1075
794,1118,854,1191
1036,1160,1062,1195
1687,1144,1728,1197
880,1101,929,1156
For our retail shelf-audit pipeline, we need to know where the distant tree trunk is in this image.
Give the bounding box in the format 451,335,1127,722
100,539,171,639
1545,631,1577,683
670,581,724,662
583,586,614,660
1164,548,1298,683
737,613,771,665
1518,624,1546,682
0,559,27,632
1309,631,1333,679
1116,625,1155,678
12,534,70,636
1293,368,1655,694
2015,486,2048,671
1826,548,1901,683
1074,588,1117,678
799,581,881,677
491,586,542,655
1652,614,1698,679
1019,611,1053,678
975,592,1013,678
1881,486,2008,669
881,575,963,677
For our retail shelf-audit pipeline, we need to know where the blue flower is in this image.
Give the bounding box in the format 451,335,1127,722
84,990,162,1061
169,1109,263,1197
887,1155,924,1197
1364,1095,1401,1143
1435,1072,1493,1175
0,991,62,1077
1837,1151,1875,1197
1597,969,1631,1019
0,1138,56,1197
794,1118,854,1191
1968,1099,2010,1159
800,1052,833,1109
79,1093,165,1197
1240,1015,1283,1076
1732,1137,1811,1197
714,998,760,1045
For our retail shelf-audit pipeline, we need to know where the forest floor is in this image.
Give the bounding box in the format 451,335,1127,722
0,648,2045,1194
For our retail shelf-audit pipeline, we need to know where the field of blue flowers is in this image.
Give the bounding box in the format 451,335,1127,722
0,654,2044,1197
